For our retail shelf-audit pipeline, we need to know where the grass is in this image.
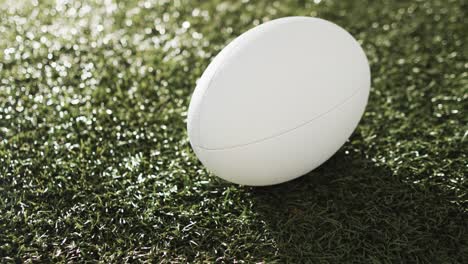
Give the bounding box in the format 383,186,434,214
0,0,466,262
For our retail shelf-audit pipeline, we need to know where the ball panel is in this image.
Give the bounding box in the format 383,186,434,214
192,85,369,186
197,17,369,150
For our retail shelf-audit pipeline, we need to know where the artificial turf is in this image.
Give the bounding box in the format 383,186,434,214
0,0,467,262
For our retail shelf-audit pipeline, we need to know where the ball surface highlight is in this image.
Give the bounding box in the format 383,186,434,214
187,17,370,186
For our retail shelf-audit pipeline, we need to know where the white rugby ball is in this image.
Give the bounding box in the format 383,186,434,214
187,17,370,186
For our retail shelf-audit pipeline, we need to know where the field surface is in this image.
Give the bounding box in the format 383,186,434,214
0,0,467,262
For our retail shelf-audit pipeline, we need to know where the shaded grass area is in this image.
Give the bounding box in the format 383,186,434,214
254,152,466,263
0,0,466,262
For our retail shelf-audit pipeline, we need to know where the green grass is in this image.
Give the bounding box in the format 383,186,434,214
0,0,466,262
